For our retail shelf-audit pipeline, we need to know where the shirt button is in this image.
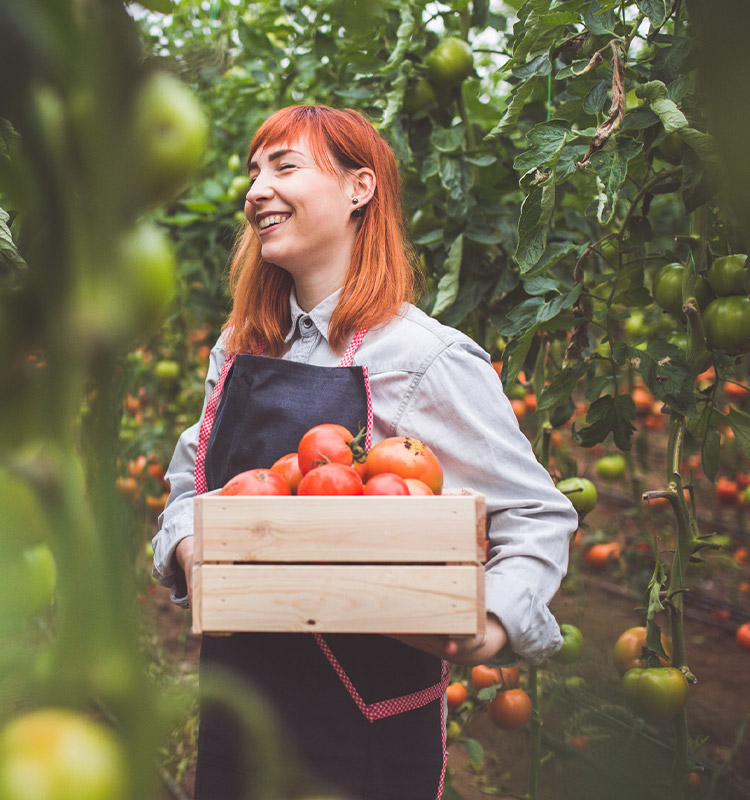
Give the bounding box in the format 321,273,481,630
301,317,313,329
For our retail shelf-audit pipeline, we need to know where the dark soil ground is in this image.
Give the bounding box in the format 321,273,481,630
150,437,750,800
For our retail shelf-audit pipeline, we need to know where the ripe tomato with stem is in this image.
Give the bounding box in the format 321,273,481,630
297,424,367,477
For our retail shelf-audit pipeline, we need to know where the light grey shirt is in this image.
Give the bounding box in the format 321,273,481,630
152,289,577,665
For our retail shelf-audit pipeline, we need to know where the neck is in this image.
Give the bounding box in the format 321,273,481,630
290,243,354,312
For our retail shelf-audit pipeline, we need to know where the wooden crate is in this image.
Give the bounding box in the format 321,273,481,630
191,488,486,636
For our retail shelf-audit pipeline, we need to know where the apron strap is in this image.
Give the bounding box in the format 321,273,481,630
194,354,235,495
313,633,450,723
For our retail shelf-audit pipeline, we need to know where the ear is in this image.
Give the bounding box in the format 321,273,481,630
348,167,376,210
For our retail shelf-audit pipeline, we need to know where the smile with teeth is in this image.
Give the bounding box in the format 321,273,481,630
258,213,291,231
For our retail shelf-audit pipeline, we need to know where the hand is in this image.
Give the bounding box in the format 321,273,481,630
174,536,194,608
387,614,508,666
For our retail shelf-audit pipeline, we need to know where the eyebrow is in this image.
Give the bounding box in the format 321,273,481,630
248,148,304,173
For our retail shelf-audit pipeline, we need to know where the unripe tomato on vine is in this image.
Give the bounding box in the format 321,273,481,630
424,37,474,88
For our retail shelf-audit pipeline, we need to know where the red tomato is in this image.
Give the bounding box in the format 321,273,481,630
715,477,738,506
219,469,291,496
487,688,532,730
297,424,366,476
736,622,750,651
470,665,519,690
612,626,672,675
365,437,443,494
724,381,750,401
363,473,410,495
270,453,303,494
403,478,434,496
297,463,364,496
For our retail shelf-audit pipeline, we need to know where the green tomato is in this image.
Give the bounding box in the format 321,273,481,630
0,543,56,621
707,254,749,297
131,71,209,206
595,453,626,480
702,295,750,355
424,37,474,88
0,709,128,800
154,359,180,383
227,153,242,172
552,623,584,664
0,469,51,556
229,175,249,200
403,77,436,113
667,330,688,352
652,263,710,317
556,477,597,514
621,667,689,722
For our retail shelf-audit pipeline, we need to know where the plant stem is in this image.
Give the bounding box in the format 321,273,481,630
527,664,541,800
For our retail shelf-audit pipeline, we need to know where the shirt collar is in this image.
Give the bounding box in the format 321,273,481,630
284,287,342,343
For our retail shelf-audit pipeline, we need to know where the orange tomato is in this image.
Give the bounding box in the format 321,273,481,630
365,436,443,494
403,478,434,496
510,398,526,421
632,386,654,416
446,682,467,709
487,688,532,730
583,542,621,570
470,665,500,690
524,392,537,412
724,381,750,401
612,626,672,674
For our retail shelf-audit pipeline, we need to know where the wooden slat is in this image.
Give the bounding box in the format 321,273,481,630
192,564,484,635
194,490,484,563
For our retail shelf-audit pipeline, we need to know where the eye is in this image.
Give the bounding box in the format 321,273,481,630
278,163,296,172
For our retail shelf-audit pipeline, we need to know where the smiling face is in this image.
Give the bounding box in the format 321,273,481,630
244,138,360,291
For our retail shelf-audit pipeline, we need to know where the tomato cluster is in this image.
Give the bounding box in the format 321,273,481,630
219,424,444,497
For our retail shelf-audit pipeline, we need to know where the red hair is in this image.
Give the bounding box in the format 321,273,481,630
222,106,421,356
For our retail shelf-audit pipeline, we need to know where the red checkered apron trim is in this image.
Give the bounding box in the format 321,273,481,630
192,327,448,797
312,633,451,722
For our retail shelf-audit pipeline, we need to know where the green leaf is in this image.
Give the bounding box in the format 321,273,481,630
587,137,642,224
432,234,463,317
463,737,485,765
583,0,617,34
583,79,608,114
628,341,697,417
726,406,750,459
537,362,587,411
431,126,466,154
522,240,578,278
501,325,539,388
485,79,537,140
636,0,667,27
514,120,572,173
439,156,473,217
0,207,27,284
512,52,552,81
516,172,556,272
572,393,637,450
701,427,721,482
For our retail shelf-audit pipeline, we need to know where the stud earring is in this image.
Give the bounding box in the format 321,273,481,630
352,198,359,205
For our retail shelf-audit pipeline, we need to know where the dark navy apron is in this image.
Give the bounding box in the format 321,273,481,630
192,334,448,800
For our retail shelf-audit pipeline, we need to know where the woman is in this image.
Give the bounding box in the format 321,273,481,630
153,105,576,800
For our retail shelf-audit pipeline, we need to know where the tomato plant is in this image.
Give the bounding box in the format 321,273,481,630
551,624,583,665
297,424,366,476
487,688,533,730
365,437,443,494
621,667,689,722
0,709,128,800
555,477,597,514
219,468,291,496
612,627,673,675
296,463,364,496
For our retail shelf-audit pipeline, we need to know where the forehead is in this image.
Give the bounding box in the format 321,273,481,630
248,136,335,172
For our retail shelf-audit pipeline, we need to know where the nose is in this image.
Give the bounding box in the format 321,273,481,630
246,171,274,205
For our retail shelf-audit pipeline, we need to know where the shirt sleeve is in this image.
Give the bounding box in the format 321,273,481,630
151,337,226,607
396,339,577,665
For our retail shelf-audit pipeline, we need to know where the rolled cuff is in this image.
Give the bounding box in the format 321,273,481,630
483,571,563,666
152,506,193,608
